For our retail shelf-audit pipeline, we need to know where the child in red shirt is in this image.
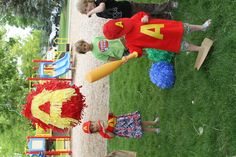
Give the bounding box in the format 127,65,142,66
103,12,212,59
82,111,160,139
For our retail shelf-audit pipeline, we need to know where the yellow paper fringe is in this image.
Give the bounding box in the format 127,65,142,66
31,88,78,129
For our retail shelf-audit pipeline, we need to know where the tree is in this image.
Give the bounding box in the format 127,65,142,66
0,0,65,29
0,28,42,156
10,30,43,76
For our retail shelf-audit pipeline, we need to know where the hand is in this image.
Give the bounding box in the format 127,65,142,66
100,121,104,128
141,15,149,23
99,121,107,132
122,56,128,64
86,12,92,18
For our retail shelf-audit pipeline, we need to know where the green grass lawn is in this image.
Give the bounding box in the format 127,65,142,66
108,0,236,156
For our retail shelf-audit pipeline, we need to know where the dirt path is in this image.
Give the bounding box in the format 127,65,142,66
68,0,110,157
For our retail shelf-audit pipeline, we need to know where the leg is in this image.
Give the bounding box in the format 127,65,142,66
143,127,156,132
188,24,205,32
187,43,202,52
70,67,76,70
141,121,156,126
184,19,212,33
143,128,160,134
131,1,175,15
181,41,202,52
150,1,175,13
151,12,172,19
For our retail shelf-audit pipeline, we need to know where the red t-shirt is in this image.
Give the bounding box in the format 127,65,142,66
103,12,184,57
125,12,184,56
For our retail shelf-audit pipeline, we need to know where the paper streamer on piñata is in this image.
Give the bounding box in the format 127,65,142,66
149,61,175,89
22,81,86,132
145,48,175,63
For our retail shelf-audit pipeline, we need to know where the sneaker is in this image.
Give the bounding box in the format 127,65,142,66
155,128,161,134
202,19,212,31
154,117,160,123
171,2,179,9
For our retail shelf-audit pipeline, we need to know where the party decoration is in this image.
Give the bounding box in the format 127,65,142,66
145,48,175,63
22,81,86,132
149,62,175,89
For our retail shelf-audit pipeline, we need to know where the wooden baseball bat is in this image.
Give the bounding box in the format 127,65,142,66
85,52,138,83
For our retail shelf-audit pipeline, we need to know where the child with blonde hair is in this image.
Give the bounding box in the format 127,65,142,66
77,0,178,19
74,36,128,61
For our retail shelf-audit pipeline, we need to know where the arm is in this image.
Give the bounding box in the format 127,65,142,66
104,131,115,138
131,11,149,21
125,44,143,58
108,57,119,61
119,37,126,46
87,2,105,17
141,15,149,23
121,51,138,64
99,119,116,139
99,121,115,139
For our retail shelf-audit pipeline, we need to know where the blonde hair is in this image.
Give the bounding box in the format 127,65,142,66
74,40,87,54
77,0,94,14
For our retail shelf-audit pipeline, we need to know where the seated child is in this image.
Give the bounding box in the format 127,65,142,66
103,11,212,61
77,0,178,19
82,111,160,139
74,36,129,61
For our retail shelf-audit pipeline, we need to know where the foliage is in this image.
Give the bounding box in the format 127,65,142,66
0,1,70,156
0,0,65,30
0,0,70,154
108,0,236,156
10,30,43,76
0,29,26,117
0,28,42,156
0,114,34,157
